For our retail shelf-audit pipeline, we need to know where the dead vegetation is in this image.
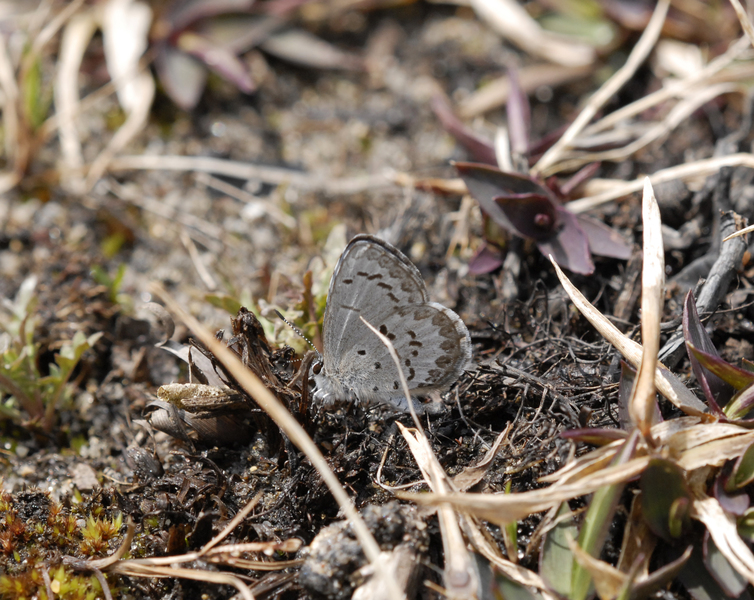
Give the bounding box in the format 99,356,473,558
4,0,754,599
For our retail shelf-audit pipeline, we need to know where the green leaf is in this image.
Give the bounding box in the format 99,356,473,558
571,430,639,600
492,570,544,600
540,503,577,597
731,442,754,489
703,534,748,597
640,459,691,542
205,294,242,315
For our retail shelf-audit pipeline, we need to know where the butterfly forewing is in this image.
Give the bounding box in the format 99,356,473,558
322,236,428,373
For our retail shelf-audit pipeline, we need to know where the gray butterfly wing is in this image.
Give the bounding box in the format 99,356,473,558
322,235,427,372
321,234,470,401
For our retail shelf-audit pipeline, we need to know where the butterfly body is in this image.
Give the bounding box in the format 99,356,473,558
312,235,471,410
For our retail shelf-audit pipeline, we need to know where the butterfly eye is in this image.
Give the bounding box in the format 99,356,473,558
312,362,322,375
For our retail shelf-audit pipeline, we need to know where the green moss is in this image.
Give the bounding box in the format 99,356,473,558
0,488,124,599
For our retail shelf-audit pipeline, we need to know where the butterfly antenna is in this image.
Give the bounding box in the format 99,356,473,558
274,310,322,360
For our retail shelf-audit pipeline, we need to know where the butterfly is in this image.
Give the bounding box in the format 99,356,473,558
312,235,471,410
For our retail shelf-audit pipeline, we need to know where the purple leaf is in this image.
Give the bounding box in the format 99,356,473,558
713,473,750,516
560,428,628,444
162,0,256,36
194,14,283,54
559,162,600,197
725,385,754,421
684,291,732,412
537,208,594,275
433,99,497,165
177,31,255,92
468,243,504,274
455,161,555,233
494,193,559,241
686,343,754,392
154,44,208,110
575,214,632,260
456,161,597,274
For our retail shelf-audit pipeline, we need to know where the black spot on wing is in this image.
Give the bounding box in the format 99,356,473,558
357,349,366,355
436,355,453,369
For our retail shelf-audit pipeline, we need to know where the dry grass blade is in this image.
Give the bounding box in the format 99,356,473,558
723,221,754,242
729,0,754,47
548,257,706,415
692,494,754,583
148,283,403,598
55,11,96,191
630,178,664,440
86,0,154,188
556,83,743,171
532,0,670,176
197,491,263,556
110,154,393,194
583,36,751,139
109,563,256,600
400,458,650,527
469,0,594,68
398,423,480,599
0,35,18,167
568,153,754,214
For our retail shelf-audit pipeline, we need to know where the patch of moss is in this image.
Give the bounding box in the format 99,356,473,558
0,487,125,600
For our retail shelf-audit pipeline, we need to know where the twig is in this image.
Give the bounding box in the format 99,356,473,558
658,210,747,368
109,154,394,195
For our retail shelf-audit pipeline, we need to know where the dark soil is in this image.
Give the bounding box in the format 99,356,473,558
1,3,752,599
